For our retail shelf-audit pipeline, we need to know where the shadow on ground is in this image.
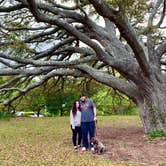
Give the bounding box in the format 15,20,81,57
96,124,166,165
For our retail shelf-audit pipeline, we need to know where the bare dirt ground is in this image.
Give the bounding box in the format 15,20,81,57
96,124,166,165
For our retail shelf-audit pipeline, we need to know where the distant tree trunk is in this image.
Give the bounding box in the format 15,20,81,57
37,110,40,117
136,75,166,133
60,108,63,116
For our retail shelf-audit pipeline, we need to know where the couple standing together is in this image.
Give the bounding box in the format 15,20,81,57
70,94,97,151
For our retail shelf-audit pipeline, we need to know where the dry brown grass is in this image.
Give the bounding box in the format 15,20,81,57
0,116,165,166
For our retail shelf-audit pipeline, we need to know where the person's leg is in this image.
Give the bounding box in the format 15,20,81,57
81,122,88,149
77,126,82,146
89,121,95,148
71,126,77,147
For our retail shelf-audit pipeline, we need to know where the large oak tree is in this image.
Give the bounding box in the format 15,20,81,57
0,0,166,133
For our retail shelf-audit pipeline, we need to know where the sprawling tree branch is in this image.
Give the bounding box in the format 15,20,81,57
0,22,50,31
0,3,24,12
88,0,151,76
0,52,97,67
76,64,138,100
1,68,86,105
156,0,166,27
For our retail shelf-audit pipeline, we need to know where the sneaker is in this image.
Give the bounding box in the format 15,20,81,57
74,146,78,151
91,147,94,151
82,147,86,151
77,145,81,148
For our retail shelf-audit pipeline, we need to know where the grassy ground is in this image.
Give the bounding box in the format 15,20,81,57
0,116,164,166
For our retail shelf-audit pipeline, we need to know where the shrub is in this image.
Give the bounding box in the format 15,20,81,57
148,131,166,139
0,112,13,120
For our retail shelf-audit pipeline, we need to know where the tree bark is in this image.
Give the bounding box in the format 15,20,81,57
136,76,166,133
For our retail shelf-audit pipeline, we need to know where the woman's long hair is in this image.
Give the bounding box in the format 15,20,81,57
72,101,80,117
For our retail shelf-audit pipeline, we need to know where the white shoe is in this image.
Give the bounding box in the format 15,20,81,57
82,147,86,151
91,147,94,151
74,146,78,151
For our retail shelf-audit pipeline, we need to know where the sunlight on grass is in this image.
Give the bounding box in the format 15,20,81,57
0,116,141,166
98,115,142,127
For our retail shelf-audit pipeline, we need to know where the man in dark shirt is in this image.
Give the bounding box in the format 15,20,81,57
79,94,97,151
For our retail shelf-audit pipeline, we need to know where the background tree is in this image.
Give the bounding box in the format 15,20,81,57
0,0,166,133
15,87,45,117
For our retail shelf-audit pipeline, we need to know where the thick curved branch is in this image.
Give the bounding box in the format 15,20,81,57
17,0,139,80
0,66,55,76
0,3,24,12
156,0,166,27
76,64,138,100
0,58,15,68
88,0,150,77
0,52,97,67
1,68,87,105
26,0,111,63
18,0,85,22
54,46,95,56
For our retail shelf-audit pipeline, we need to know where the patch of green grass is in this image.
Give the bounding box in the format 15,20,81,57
148,130,166,139
0,112,13,120
98,115,141,127
0,116,141,165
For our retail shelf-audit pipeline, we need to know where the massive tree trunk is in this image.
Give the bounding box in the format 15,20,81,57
136,75,166,133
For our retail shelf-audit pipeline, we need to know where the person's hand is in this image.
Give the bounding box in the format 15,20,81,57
94,116,97,121
72,126,75,130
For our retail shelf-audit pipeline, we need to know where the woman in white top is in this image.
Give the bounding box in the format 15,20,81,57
70,101,82,150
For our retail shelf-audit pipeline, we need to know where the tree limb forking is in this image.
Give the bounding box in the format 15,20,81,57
0,64,138,105
25,0,113,63
0,52,97,67
0,68,87,105
76,64,138,100
24,0,141,81
88,0,151,77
